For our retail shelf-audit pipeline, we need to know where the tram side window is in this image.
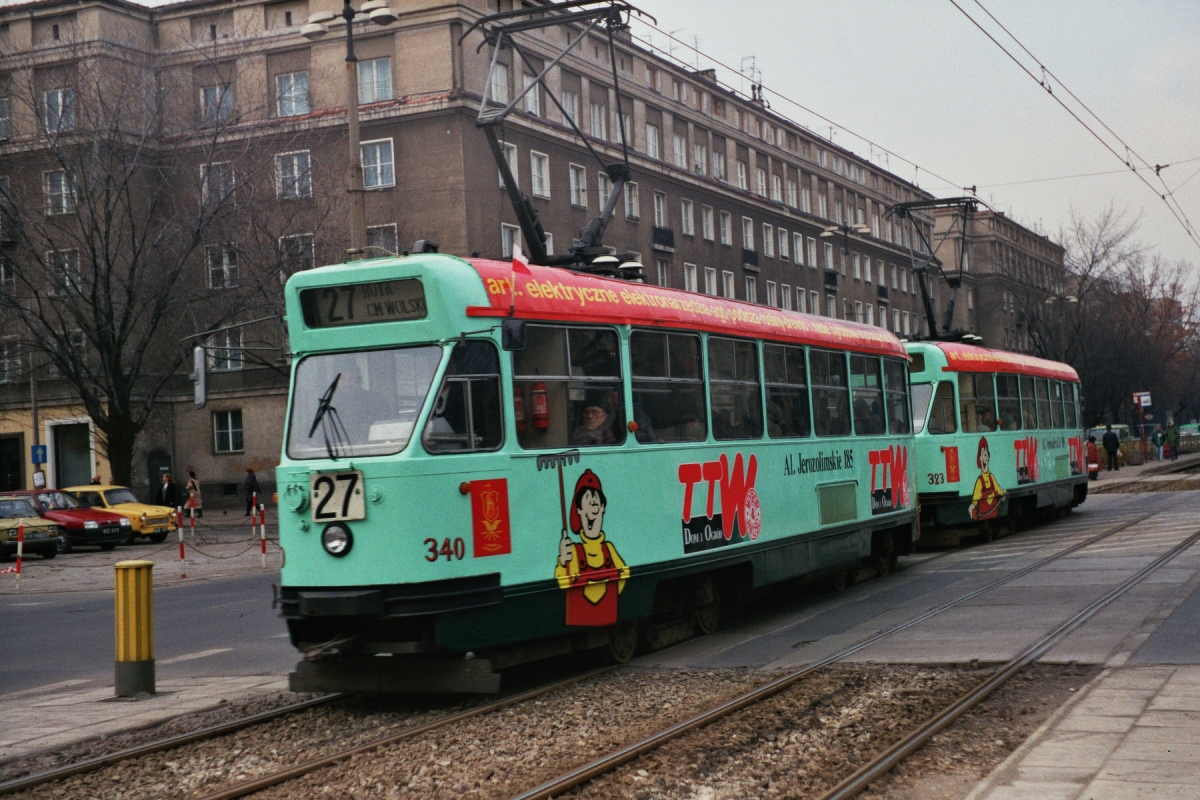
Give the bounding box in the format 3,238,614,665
883,358,910,434
926,381,957,435
512,325,625,449
1051,381,1066,428
764,343,810,438
1019,375,1037,429
709,337,763,440
1065,383,1079,429
959,373,997,433
850,355,886,436
996,374,1021,430
911,383,934,434
630,330,706,443
1035,378,1052,429
810,349,851,437
423,341,503,453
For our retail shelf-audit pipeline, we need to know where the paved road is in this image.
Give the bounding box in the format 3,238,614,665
0,572,296,695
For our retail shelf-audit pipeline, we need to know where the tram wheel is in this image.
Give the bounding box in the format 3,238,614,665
872,534,896,577
606,620,640,663
831,571,849,592
693,593,722,635
978,524,995,544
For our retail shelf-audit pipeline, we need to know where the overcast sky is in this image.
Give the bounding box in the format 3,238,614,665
632,0,1200,264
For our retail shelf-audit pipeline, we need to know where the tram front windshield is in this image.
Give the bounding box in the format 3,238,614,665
287,346,443,459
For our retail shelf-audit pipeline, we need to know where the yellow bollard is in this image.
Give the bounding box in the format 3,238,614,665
114,560,155,696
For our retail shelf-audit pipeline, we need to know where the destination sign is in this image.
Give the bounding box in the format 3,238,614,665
301,279,427,328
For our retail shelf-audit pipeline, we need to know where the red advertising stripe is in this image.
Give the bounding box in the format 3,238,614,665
936,342,1079,382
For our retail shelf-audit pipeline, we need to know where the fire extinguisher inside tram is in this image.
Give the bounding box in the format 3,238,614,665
531,381,549,430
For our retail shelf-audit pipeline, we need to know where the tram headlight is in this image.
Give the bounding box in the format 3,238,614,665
321,523,353,557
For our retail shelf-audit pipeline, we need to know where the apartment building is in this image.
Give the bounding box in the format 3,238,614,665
0,0,941,498
931,208,1067,352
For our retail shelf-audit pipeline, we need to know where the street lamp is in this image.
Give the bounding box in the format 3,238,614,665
302,0,398,260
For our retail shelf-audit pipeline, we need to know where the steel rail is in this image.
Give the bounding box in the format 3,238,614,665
818,525,1200,800
0,693,344,796
190,666,613,800
507,501,1186,800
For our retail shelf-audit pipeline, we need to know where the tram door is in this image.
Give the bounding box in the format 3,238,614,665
0,434,22,491
53,423,92,488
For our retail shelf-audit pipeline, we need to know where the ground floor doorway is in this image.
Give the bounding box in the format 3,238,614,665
53,423,92,489
0,434,22,491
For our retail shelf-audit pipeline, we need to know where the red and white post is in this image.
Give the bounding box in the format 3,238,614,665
15,521,23,590
188,495,196,538
259,504,267,568
177,506,186,579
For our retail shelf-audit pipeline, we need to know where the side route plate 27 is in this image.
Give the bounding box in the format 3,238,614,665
310,471,366,522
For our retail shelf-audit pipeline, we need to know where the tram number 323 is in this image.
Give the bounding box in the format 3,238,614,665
927,473,946,485
425,537,466,562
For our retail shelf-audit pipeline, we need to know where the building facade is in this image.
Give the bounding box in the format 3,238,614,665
0,0,941,500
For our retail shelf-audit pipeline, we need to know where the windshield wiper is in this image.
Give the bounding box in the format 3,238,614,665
308,373,352,460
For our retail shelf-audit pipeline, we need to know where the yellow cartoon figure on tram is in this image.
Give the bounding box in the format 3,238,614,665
969,436,1005,521
554,469,629,626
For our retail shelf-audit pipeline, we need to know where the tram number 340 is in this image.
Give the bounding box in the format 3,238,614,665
425,537,466,562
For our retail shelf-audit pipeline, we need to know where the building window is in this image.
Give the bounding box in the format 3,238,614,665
693,142,707,174
866,303,874,326
561,89,578,123
781,284,791,310
569,164,587,207
42,88,75,133
360,57,393,103
823,242,834,270
653,191,667,227
855,300,863,322
810,290,819,315
0,337,21,384
893,309,901,332
967,287,974,309
818,193,828,219
890,264,898,289
590,103,607,140
544,232,554,256
213,410,244,453
200,162,233,205
500,223,519,258
702,205,714,240
0,96,9,140
901,268,908,293
766,280,777,307
802,183,812,214
771,174,782,202
672,133,687,169
903,311,911,335
836,200,843,226
778,228,789,261
684,262,697,292
280,233,315,271
719,211,732,245
206,245,238,289
745,275,757,303
755,167,767,197
840,251,847,276
361,139,395,188
853,253,861,280
786,179,797,208
712,151,725,181
49,249,81,294
704,267,717,296
275,151,312,199
793,233,804,266
199,84,232,123
208,330,243,371
44,170,74,215
275,71,309,117
624,181,639,220
656,258,669,287
736,161,748,191
722,270,735,298
762,224,774,258
681,199,694,236
522,73,540,116
872,214,880,238
807,237,818,269
598,172,611,209
500,142,518,187
863,256,872,283
742,217,754,251
530,151,549,198
0,259,13,297
367,224,397,256
645,123,660,159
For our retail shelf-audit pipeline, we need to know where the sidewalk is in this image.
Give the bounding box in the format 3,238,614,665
1089,449,1200,494
965,665,1200,800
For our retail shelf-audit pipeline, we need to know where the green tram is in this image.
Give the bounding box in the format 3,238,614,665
276,253,920,693
907,341,1087,544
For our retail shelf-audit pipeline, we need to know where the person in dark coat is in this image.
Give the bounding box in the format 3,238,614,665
244,468,261,515
157,473,179,508
1102,424,1120,471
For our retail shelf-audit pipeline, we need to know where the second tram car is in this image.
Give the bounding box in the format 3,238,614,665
907,341,1087,544
276,253,920,693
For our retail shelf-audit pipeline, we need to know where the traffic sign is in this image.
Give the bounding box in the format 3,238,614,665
31,444,47,465
1133,392,1152,408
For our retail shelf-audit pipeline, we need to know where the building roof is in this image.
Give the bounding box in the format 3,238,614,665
466,259,908,358
932,341,1079,382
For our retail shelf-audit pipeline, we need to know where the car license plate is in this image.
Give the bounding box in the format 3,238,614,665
311,470,366,523
25,532,45,540
154,527,167,534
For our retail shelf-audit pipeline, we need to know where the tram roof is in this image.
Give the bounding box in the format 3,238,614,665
922,341,1080,382
465,259,907,358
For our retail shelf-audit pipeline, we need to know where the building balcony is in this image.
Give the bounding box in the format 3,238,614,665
824,270,838,288
742,249,759,271
877,285,889,300
652,226,675,252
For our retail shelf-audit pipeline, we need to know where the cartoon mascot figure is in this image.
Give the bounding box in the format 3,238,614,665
554,469,629,626
969,436,1005,521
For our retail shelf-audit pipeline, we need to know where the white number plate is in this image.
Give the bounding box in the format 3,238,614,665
311,471,366,522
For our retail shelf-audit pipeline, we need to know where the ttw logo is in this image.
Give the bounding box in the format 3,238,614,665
868,445,910,515
1068,436,1084,476
677,453,761,554
1015,437,1039,484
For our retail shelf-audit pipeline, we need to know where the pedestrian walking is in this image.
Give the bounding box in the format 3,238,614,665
185,470,203,518
1166,420,1179,461
1152,426,1165,461
244,468,261,516
157,473,178,508
1102,424,1120,472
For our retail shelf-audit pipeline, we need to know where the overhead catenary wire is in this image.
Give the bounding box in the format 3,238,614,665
947,0,1200,252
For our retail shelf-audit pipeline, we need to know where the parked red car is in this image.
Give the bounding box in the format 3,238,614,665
12,490,131,554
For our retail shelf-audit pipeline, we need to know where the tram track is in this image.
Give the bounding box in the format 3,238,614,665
506,499,1195,800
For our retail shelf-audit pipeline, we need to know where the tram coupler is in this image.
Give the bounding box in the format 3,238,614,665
289,654,501,694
